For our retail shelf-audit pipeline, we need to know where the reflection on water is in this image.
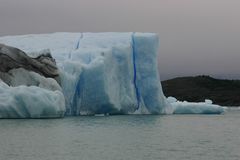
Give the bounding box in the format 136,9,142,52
0,111,240,160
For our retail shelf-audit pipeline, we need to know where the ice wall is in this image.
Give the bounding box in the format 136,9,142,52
133,33,168,114
0,32,168,115
0,32,224,116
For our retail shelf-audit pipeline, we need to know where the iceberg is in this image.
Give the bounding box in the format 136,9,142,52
0,32,168,116
0,32,225,118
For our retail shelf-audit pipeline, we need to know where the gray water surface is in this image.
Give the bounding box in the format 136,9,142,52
0,110,240,160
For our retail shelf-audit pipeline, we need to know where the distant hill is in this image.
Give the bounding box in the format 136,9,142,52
162,75,240,106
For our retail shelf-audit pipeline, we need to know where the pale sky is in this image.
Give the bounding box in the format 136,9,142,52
0,0,240,80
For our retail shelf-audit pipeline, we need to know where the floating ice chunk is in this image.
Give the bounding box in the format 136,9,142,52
167,97,224,114
205,99,213,104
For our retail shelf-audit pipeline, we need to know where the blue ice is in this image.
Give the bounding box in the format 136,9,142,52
0,32,224,117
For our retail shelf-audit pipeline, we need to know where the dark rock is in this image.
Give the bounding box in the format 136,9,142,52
0,44,60,84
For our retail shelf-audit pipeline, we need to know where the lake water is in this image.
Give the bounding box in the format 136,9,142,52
0,109,240,160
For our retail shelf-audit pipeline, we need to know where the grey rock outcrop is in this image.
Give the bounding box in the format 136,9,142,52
0,44,60,85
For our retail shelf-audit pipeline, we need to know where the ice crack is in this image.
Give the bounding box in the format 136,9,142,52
131,33,140,109
75,33,83,50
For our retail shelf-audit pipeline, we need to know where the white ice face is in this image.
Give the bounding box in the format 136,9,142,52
0,80,65,118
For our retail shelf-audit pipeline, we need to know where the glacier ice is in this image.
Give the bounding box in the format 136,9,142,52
1,68,62,91
166,97,224,114
0,43,65,118
0,80,65,118
133,33,168,114
0,32,168,115
0,32,225,117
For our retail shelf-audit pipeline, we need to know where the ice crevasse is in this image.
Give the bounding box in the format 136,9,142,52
0,32,224,118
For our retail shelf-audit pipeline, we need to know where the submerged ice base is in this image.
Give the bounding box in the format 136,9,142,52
0,32,225,117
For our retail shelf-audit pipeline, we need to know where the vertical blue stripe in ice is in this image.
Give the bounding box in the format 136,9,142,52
133,33,168,114
131,33,141,110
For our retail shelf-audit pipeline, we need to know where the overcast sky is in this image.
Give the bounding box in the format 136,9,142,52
0,0,240,80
